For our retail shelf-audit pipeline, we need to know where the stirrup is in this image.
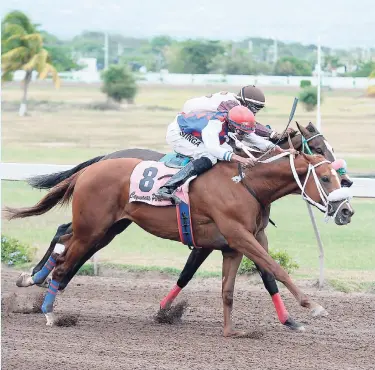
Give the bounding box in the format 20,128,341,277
156,187,181,204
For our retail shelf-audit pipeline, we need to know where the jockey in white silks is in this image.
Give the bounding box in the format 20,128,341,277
156,105,286,203
182,85,297,143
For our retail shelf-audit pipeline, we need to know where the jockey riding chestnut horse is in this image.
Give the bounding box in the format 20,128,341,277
4,132,354,334
15,86,353,332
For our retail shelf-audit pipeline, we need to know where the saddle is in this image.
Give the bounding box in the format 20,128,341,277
159,153,191,169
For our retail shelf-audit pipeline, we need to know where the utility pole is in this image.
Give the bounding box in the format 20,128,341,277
316,36,322,131
104,32,109,70
273,38,278,65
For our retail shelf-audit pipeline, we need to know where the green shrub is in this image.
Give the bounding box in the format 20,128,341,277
76,263,96,276
101,65,137,103
300,79,311,88
238,249,299,275
1,235,35,266
298,86,322,111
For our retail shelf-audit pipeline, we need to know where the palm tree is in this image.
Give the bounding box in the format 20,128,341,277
1,11,60,116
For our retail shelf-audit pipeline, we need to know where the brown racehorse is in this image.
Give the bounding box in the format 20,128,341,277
21,122,352,333
4,143,354,336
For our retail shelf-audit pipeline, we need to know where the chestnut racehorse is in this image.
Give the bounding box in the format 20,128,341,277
5,142,354,336
21,122,352,331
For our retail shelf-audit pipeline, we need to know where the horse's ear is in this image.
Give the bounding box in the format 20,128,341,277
296,122,310,137
307,122,318,133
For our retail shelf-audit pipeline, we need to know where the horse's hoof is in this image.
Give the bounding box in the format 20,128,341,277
310,305,329,317
16,272,34,287
284,317,305,331
224,329,247,338
45,312,56,326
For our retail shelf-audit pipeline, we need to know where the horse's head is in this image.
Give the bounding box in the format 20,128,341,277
296,122,335,161
295,122,353,188
300,153,354,225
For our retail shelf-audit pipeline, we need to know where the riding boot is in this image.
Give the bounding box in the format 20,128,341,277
157,157,213,204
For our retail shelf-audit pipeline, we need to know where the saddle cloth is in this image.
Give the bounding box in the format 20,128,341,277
129,161,195,206
129,160,197,247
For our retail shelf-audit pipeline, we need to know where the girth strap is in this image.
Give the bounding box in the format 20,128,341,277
237,164,277,228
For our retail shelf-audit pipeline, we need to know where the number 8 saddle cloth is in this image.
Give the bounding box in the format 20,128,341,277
129,157,197,247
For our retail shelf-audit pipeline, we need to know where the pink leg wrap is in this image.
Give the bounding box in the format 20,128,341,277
160,284,182,309
272,293,289,324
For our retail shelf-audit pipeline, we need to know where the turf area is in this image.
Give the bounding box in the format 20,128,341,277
2,83,375,173
2,181,374,281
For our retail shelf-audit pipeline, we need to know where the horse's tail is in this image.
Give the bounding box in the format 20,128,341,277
27,155,105,190
4,171,82,221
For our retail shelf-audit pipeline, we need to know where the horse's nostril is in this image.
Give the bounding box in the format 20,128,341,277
342,208,350,216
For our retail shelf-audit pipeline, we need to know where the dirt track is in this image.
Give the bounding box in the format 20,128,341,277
2,268,375,370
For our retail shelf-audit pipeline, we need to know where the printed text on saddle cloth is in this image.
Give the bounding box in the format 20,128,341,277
129,161,192,206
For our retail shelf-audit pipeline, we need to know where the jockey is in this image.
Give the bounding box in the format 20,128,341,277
182,85,297,142
156,105,285,203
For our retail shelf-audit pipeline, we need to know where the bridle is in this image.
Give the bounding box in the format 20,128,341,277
229,132,325,160
300,133,323,155
237,152,352,221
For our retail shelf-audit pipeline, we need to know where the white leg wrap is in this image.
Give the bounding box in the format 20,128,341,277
54,243,65,255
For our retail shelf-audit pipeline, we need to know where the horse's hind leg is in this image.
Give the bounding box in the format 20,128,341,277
16,223,72,288
41,219,131,325
32,223,72,276
59,219,132,290
160,248,213,309
41,235,92,326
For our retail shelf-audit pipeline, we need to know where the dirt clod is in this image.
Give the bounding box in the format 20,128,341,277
154,300,188,324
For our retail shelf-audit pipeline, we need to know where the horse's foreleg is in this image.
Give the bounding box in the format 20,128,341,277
225,225,327,317
255,231,304,330
160,248,213,309
221,250,244,337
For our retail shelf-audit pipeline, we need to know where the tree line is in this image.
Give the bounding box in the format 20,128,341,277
2,11,375,79
2,10,375,115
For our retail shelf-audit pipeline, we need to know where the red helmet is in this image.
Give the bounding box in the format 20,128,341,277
227,106,256,134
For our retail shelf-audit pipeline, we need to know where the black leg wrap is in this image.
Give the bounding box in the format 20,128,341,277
177,248,212,288
255,263,279,296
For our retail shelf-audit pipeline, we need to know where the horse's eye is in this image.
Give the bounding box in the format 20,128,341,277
321,176,330,183
316,148,323,154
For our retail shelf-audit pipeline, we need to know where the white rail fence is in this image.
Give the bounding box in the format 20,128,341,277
14,70,375,89
2,162,374,197
2,162,374,284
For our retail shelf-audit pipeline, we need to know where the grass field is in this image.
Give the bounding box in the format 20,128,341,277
2,82,375,172
1,82,375,282
2,181,374,281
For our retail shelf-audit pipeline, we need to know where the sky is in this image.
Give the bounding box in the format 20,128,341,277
1,0,374,49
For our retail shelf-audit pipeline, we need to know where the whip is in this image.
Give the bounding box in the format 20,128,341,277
256,97,299,161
